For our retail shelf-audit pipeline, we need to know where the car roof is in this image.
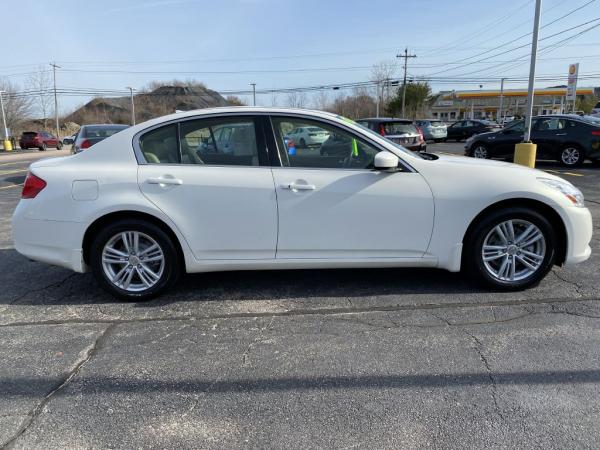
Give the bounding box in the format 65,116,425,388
80,123,129,128
357,117,412,123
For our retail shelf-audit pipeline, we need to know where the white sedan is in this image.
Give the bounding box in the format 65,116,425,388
12,107,592,300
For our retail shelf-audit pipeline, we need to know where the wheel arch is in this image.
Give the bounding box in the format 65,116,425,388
461,198,567,267
82,210,187,271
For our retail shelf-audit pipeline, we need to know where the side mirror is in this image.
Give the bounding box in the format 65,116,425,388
374,152,399,171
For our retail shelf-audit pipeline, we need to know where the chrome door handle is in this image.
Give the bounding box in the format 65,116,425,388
555,133,567,136
147,177,183,185
284,182,316,191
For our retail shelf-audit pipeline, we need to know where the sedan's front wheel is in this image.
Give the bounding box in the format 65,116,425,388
464,208,556,290
471,144,489,159
90,220,180,300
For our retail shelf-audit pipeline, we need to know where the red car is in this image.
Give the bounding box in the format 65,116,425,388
19,131,63,151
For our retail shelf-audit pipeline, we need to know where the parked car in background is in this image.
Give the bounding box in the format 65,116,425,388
447,119,501,141
12,107,592,300
356,118,426,152
62,133,77,145
284,126,330,147
414,119,447,142
71,124,129,154
19,131,63,151
590,101,600,117
464,114,600,166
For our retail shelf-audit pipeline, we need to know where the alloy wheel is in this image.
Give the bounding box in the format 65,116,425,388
481,219,546,282
102,231,165,292
472,146,488,158
561,147,581,166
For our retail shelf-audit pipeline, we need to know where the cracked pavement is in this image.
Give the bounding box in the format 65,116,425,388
1,147,600,448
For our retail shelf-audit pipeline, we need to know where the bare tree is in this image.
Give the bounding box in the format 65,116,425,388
286,91,307,108
0,78,32,136
270,90,279,107
225,95,246,106
313,90,330,111
26,67,52,129
370,61,397,112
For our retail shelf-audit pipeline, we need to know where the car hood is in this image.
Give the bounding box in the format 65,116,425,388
423,153,567,183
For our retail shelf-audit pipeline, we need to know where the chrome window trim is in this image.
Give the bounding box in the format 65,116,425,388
132,111,417,173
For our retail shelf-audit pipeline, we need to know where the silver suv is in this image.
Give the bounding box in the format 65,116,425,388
414,119,447,142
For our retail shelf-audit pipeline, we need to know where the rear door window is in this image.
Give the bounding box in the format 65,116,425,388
139,124,180,164
180,118,261,166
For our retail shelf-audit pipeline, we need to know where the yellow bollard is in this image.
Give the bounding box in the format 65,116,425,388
514,142,536,168
2,139,12,151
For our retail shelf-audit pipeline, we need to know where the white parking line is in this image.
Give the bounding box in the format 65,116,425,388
0,183,23,190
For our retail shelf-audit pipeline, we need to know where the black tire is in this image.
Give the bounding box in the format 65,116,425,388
57,141,63,150
299,138,306,148
463,207,556,291
39,143,47,151
558,145,584,167
434,139,444,143
470,144,489,159
90,219,181,301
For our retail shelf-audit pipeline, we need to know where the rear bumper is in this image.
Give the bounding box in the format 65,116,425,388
12,201,87,272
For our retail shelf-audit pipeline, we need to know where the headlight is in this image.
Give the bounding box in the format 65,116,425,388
538,177,585,207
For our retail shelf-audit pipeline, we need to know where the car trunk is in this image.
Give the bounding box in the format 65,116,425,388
20,132,38,143
381,122,421,146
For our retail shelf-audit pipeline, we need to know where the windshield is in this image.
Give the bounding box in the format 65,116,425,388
579,115,600,126
382,122,417,135
83,125,128,138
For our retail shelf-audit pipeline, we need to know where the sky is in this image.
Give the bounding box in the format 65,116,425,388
1,0,600,116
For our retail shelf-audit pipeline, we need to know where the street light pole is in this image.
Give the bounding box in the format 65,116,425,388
250,83,256,106
523,0,542,142
498,77,505,124
0,91,8,139
50,62,61,137
126,87,136,125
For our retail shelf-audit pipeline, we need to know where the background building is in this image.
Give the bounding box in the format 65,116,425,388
431,86,599,121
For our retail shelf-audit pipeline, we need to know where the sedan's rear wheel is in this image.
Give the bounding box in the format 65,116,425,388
464,208,556,290
90,220,180,300
559,146,584,167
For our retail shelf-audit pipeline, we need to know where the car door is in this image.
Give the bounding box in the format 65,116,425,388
137,115,278,260
448,121,463,139
493,120,525,157
532,117,565,159
269,115,434,260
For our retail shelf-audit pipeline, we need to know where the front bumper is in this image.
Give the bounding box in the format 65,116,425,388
12,201,87,272
563,206,593,265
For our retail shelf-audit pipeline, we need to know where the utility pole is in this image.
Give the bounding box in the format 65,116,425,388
250,83,256,106
0,91,8,139
126,87,136,125
50,62,61,137
523,0,542,142
396,48,417,118
375,81,380,117
498,77,505,124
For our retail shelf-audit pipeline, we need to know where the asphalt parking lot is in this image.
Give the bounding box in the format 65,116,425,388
1,142,599,448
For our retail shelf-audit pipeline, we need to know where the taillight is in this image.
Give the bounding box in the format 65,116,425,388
416,126,424,141
379,124,385,136
80,139,92,149
592,130,600,136
22,172,46,199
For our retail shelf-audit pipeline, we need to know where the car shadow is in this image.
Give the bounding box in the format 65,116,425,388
0,248,489,306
